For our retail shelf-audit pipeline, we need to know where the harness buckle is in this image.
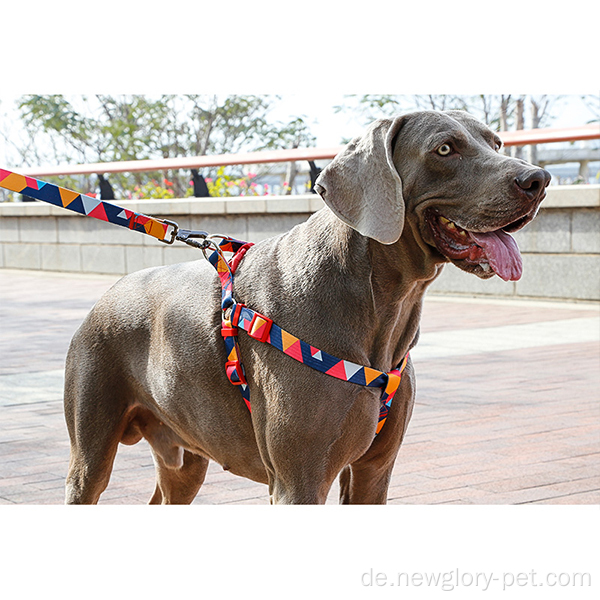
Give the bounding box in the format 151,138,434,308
246,312,273,343
225,360,247,386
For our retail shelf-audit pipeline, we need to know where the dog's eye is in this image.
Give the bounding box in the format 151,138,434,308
495,141,502,152
436,143,453,156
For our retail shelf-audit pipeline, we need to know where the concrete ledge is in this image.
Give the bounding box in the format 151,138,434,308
0,194,325,217
0,188,596,217
543,185,599,208
1,189,598,301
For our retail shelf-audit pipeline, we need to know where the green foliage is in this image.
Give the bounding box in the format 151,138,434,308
581,94,600,123
132,179,176,199
14,95,315,198
203,167,260,197
19,95,93,154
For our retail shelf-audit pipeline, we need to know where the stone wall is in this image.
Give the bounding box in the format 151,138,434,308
0,195,323,276
1,186,598,301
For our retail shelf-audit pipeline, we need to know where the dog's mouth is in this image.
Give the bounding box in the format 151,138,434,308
426,209,535,281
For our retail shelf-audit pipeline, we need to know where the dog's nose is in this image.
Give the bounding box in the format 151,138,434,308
515,168,552,198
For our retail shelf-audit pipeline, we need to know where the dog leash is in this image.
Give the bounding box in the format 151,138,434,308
0,169,201,247
1,169,408,434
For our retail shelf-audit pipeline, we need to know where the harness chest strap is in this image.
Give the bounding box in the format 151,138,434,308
210,237,409,435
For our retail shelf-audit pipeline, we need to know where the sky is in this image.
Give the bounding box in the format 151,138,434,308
268,94,597,147
2,3,597,126
2,2,598,156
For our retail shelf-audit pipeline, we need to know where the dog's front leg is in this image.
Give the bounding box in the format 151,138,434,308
339,359,416,504
251,375,381,504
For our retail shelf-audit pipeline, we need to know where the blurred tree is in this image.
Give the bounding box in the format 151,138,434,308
513,96,525,159
15,95,315,197
335,94,560,131
581,94,599,122
335,94,561,160
527,95,557,163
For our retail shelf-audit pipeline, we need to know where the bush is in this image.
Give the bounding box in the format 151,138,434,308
197,167,261,197
132,179,176,199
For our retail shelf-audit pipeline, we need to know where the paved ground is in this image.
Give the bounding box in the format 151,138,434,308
0,268,598,505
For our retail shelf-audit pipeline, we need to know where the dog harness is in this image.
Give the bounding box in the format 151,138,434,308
0,169,408,434
207,236,409,435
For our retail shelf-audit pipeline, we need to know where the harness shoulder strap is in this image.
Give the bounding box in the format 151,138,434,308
210,238,409,434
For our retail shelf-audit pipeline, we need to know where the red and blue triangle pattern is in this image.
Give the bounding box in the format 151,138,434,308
210,237,409,435
0,169,170,241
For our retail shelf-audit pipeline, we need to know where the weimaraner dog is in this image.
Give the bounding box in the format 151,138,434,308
64,110,551,504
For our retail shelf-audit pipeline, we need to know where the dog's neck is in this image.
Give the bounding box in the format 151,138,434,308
365,216,445,368
311,208,444,370
238,208,444,373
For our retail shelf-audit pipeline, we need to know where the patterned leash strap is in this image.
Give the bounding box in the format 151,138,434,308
0,169,178,243
208,237,409,434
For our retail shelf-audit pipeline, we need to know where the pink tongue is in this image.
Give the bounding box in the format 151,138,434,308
468,229,523,281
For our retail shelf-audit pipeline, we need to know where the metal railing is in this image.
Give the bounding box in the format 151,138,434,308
14,124,600,178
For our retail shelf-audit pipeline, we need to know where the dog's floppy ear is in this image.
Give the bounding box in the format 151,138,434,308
314,116,406,245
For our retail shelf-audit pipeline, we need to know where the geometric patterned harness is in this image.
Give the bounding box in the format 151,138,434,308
0,168,408,436
207,237,409,435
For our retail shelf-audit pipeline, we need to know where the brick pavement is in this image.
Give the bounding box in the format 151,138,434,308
0,268,598,505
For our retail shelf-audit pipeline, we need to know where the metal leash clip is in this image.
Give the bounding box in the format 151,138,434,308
158,219,180,245
175,228,212,249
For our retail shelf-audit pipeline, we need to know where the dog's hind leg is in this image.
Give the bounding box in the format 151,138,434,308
119,406,209,504
149,449,209,505
64,387,126,505
63,338,137,504
65,440,121,505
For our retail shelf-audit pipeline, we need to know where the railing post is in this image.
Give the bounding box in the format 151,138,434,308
98,174,115,200
191,169,210,197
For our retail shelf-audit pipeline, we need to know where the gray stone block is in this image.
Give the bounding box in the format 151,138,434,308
428,262,516,297
57,215,138,245
40,244,82,272
266,197,311,213
544,184,599,208
0,217,19,242
226,198,267,214
572,209,600,253
188,199,227,215
148,199,191,216
0,202,52,216
247,214,310,243
18,216,58,244
125,198,190,217
512,209,571,253
3,243,42,270
516,254,600,301
190,215,248,240
81,245,126,275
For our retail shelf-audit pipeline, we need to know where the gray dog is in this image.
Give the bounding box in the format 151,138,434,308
64,110,550,504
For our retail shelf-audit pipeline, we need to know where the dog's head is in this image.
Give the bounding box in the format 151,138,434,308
314,110,551,281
